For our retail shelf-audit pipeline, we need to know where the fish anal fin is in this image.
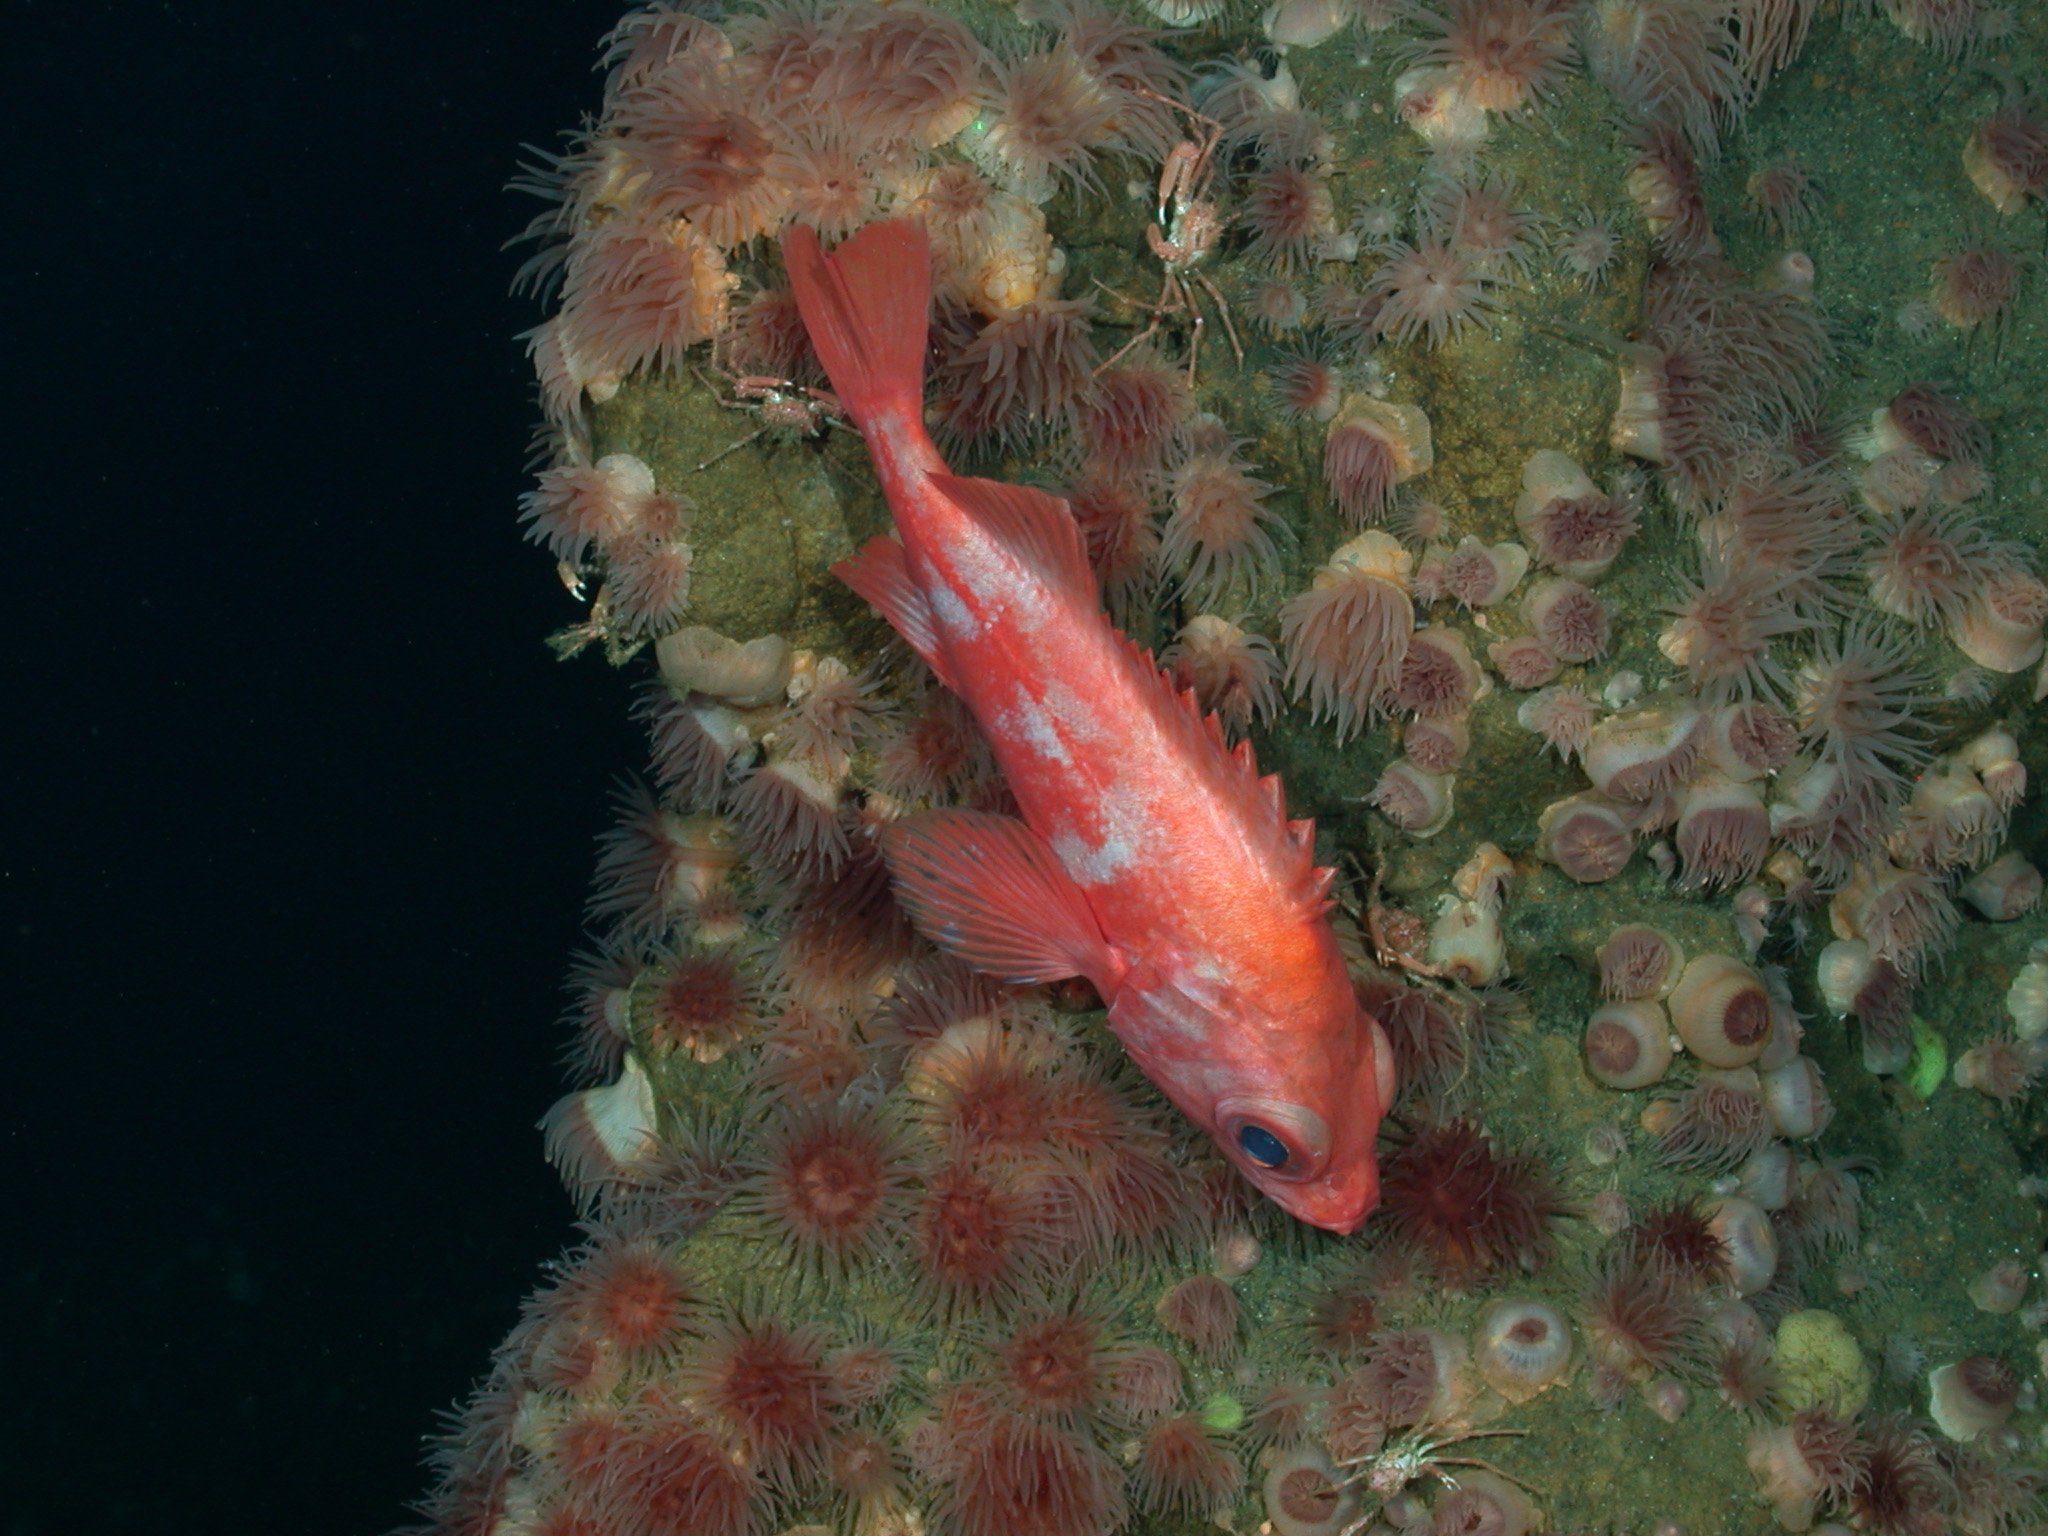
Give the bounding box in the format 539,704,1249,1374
833,536,958,690
927,473,1097,606
881,809,1115,988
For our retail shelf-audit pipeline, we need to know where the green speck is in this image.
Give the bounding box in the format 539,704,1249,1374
1908,1017,1947,1099
1197,1392,1244,1434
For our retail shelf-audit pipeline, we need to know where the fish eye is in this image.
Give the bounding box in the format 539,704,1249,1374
1237,1122,1290,1170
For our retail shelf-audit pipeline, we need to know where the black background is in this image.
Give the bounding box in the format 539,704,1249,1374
7,4,637,1530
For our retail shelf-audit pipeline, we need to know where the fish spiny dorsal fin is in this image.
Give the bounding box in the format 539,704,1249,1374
1307,864,1339,913
927,474,1097,607
1106,625,1325,904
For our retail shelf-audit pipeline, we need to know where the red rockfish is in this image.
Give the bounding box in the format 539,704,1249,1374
783,218,1394,1233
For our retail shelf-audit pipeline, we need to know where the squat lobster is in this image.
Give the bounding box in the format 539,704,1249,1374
1098,111,1245,383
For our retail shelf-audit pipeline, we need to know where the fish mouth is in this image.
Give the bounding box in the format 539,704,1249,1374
1276,1176,1378,1236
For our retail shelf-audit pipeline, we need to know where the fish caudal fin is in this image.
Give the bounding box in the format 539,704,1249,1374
882,809,1116,989
781,218,931,428
833,536,959,690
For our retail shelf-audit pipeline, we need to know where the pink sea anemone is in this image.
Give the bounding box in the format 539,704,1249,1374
1675,777,1771,890
730,751,851,887
1162,616,1282,734
1863,501,2001,629
1659,538,1804,704
1514,452,1637,579
1490,635,1561,689
1929,243,2023,330
1079,350,1194,478
1378,1120,1566,1288
1161,446,1284,607
1556,211,1621,288
815,5,990,147
933,297,1100,455
1581,1250,1709,1381
1884,382,1991,465
1516,685,1598,761
1323,399,1433,526
1157,1274,1242,1361
1745,159,1818,238
1615,261,1829,510
1268,343,1347,424
1132,1415,1242,1519
1366,239,1504,348
1587,0,1747,153
1421,168,1547,276
1875,0,1996,58
728,283,823,385
1537,793,1636,883
971,44,1119,200
771,116,882,242
1391,626,1481,717
553,219,738,401
1523,577,1611,663
612,76,792,250
1626,124,1720,260
1243,165,1338,273
1278,532,1415,742
731,1101,913,1281
1966,85,2048,214
1647,1069,1772,1173
1792,619,1941,792
1408,0,1580,114
675,1307,844,1492
1441,537,1530,608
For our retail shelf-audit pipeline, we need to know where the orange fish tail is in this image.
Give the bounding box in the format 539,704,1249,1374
781,218,931,429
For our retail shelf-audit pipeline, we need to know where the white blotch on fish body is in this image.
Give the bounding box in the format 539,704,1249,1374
999,685,1071,764
929,582,982,639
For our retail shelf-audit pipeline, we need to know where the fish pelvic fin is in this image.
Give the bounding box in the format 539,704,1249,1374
833,535,959,690
925,474,1097,608
881,809,1117,990
781,218,931,428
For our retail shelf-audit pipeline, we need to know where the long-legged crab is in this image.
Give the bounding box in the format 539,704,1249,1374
689,365,846,471
1097,108,1245,383
1335,1424,1535,1519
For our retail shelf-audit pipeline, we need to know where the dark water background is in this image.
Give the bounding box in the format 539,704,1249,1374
6,4,633,1530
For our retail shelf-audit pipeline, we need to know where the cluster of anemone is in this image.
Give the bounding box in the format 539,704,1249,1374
437,0,2048,1532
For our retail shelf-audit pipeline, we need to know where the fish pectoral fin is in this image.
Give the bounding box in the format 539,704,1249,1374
833,536,959,690
926,474,1097,607
1103,949,1208,1055
881,808,1114,988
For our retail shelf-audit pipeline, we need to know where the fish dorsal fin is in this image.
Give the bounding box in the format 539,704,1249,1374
881,808,1118,989
927,474,1097,607
833,536,959,691
1112,626,1331,910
